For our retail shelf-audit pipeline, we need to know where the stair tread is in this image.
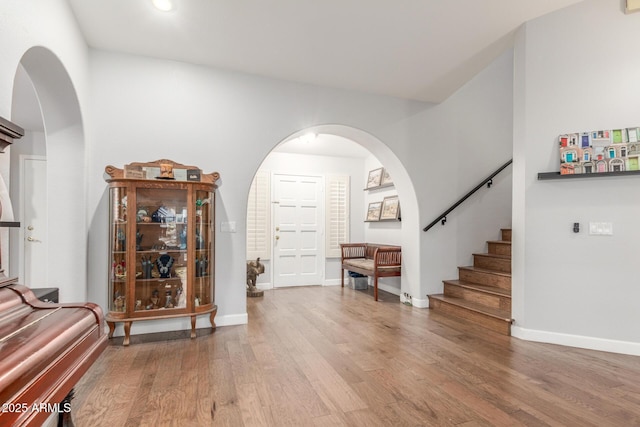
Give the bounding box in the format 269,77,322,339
487,240,511,245
459,266,511,277
443,280,511,297
428,294,511,321
473,253,511,260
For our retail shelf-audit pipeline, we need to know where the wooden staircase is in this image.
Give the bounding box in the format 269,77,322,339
428,228,512,335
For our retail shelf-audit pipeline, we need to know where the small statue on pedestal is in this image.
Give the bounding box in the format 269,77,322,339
246,257,265,297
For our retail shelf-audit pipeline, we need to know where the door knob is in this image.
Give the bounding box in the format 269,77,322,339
27,236,41,242
27,226,34,231
275,236,280,240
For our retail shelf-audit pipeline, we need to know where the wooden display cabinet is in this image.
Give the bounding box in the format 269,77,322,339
104,159,219,345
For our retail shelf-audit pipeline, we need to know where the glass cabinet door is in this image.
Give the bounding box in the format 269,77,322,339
193,189,214,309
134,187,188,313
108,186,128,314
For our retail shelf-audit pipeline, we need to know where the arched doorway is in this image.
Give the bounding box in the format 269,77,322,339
9,47,87,302
246,124,422,306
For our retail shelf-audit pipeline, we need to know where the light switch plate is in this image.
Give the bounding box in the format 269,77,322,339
589,222,613,235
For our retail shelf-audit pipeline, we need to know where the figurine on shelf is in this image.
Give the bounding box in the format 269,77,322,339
114,295,125,312
195,256,208,277
164,290,174,308
121,195,127,221
136,208,148,223
194,296,200,307
114,260,126,279
195,228,205,249
179,227,187,250
141,256,153,279
159,162,174,179
135,300,142,311
156,254,174,278
116,228,126,251
176,287,186,308
147,289,160,310
136,230,143,251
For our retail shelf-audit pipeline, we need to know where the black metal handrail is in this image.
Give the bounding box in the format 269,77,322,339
423,159,513,232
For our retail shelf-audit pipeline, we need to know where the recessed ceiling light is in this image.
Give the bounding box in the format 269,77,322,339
152,0,175,12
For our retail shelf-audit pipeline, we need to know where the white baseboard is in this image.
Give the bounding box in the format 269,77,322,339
512,326,640,356
412,297,429,308
214,312,248,327
398,293,428,308
324,278,342,286
256,283,272,290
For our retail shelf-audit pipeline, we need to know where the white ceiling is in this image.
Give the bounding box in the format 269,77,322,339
66,0,581,103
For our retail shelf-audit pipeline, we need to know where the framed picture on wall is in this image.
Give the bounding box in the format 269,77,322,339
366,201,382,221
380,196,400,221
366,168,383,189
381,168,393,186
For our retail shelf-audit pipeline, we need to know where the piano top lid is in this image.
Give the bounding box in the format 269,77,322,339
0,116,24,140
0,276,18,288
0,116,24,154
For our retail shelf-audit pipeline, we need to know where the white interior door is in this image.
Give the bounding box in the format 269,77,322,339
20,156,47,286
273,174,324,287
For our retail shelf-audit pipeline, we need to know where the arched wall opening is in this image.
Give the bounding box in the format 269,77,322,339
246,124,422,306
9,46,87,302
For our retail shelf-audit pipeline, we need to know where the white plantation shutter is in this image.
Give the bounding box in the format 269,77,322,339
247,170,271,260
325,175,350,258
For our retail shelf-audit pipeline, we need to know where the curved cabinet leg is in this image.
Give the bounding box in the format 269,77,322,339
123,321,132,346
210,307,217,331
107,321,115,339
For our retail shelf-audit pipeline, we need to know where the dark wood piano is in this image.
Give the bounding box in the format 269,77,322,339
0,277,107,426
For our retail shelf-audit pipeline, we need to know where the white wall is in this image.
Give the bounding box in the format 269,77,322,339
86,47,513,335
0,0,90,303
417,50,514,303
363,156,402,294
512,0,640,354
254,151,367,287
85,50,432,334
1,0,514,339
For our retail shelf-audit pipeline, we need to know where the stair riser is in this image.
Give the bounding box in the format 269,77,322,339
429,298,511,335
501,229,511,242
488,242,511,256
459,268,511,290
473,255,511,273
444,284,511,311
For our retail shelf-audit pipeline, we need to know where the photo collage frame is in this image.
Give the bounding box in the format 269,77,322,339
559,126,640,175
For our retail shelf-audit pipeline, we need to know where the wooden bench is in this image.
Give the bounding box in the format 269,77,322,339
340,243,402,301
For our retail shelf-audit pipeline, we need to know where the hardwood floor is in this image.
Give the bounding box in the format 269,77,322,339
73,286,640,426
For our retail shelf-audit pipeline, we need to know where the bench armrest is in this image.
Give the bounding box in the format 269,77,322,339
373,246,402,267
340,243,366,260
